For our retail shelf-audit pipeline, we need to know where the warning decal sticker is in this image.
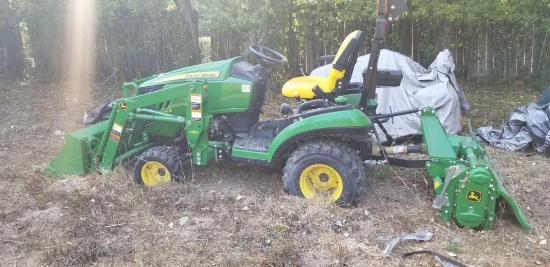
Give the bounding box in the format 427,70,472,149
190,94,202,121
191,112,202,121
110,122,123,143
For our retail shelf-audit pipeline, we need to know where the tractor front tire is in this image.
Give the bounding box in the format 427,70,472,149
282,139,365,206
133,146,184,186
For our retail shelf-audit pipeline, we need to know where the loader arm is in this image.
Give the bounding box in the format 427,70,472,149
45,81,208,177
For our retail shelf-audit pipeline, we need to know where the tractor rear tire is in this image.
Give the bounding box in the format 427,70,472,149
133,146,184,186
282,139,365,206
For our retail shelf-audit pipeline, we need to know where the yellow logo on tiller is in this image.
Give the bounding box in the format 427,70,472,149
466,190,482,202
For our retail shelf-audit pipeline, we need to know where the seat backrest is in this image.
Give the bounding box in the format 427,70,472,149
327,30,364,92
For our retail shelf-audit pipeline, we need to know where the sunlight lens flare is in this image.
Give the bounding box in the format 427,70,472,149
64,0,97,115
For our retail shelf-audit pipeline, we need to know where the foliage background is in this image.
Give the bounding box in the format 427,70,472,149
1,0,550,87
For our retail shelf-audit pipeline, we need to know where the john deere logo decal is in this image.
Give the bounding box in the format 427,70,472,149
119,102,128,110
466,190,482,202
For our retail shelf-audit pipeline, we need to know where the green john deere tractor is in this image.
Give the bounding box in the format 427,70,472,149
45,0,530,230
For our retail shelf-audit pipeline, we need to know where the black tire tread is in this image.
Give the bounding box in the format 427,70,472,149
282,139,365,206
133,146,184,184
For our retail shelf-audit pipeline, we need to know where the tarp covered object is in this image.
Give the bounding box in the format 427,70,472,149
82,99,117,124
310,49,469,141
475,103,550,155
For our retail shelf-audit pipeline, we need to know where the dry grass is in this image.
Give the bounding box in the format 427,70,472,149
462,81,542,128
0,80,549,266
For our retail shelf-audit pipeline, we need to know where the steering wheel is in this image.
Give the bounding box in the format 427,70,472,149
248,44,288,67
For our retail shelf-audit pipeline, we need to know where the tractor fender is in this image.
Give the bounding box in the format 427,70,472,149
267,108,372,167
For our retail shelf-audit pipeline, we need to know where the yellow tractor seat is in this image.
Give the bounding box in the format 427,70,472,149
282,30,363,99
281,76,335,99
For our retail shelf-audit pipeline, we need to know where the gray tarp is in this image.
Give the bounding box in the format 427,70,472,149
83,99,117,124
475,103,550,154
310,49,469,141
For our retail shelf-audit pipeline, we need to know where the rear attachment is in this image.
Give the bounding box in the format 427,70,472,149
420,107,530,230
363,107,531,230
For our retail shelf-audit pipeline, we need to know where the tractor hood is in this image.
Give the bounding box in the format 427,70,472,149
139,57,241,87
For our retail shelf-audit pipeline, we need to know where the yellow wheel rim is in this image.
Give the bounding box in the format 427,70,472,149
140,161,171,186
299,164,343,202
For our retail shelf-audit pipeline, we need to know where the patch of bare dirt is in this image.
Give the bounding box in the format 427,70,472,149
0,80,549,266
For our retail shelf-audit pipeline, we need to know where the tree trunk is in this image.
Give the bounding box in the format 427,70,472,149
174,0,201,64
25,0,66,78
436,19,452,52
211,30,219,61
287,0,298,74
0,0,25,78
304,14,318,74
399,18,411,56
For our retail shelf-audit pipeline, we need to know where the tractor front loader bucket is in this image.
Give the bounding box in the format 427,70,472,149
45,80,204,179
420,107,530,230
44,121,107,178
